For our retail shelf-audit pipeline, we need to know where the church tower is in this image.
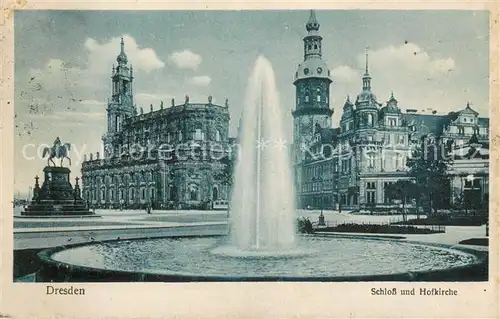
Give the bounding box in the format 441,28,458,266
103,37,137,158
292,10,333,164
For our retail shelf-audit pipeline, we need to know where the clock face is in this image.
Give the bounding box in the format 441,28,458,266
317,67,323,74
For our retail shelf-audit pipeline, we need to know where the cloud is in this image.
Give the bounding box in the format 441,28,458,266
367,43,456,77
328,43,463,126
330,65,359,83
84,35,165,74
188,75,212,86
168,50,202,70
79,99,106,106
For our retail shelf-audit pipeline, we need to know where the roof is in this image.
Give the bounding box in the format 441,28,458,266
403,113,450,135
294,57,331,83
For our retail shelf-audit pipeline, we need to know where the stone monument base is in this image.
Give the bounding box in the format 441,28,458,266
21,166,95,217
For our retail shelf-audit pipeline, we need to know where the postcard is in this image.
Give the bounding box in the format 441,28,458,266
0,2,498,318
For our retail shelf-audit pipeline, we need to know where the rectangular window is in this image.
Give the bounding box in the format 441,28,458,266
399,135,405,144
366,191,376,204
384,182,394,203
366,182,376,189
473,179,481,188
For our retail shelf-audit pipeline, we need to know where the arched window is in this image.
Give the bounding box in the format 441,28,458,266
368,155,375,168
215,130,221,142
213,186,219,201
367,114,373,126
178,130,183,141
305,95,309,103
194,129,203,141
167,132,171,143
314,44,318,50
395,153,402,169
189,184,198,201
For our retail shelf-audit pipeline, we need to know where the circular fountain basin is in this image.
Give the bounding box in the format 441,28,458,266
36,235,487,282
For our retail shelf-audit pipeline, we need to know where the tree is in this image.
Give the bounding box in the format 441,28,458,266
407,136,452,216
384,180,418,222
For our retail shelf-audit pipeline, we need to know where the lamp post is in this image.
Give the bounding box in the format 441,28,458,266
465,174,474,217
314,176,326,226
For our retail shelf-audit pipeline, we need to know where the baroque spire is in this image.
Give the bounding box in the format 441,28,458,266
364,47,370,76
362,47,371,90
306,10,320,32
117,36,128,65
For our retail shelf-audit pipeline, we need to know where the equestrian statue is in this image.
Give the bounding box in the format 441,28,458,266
42,137,72,167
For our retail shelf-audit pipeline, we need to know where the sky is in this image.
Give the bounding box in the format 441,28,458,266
13,10,489,195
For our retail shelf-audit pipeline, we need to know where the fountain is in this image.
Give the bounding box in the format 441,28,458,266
212,56,297,257
35,57,486,282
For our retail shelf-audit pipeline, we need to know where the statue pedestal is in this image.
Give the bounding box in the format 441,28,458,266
22,166,95,217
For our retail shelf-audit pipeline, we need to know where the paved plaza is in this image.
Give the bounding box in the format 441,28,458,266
14,207,487,251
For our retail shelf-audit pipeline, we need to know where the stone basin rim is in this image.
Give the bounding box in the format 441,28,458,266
36,234,488,282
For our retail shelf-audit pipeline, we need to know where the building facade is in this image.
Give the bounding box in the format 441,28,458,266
81,39,233,209
294,11,490,211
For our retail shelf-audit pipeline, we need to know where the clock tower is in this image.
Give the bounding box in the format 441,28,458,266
292,10,333,164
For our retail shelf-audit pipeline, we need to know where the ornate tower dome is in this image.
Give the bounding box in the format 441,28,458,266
355,48,379,109
294,10,331,84
306,9,320,32
116,37,128,65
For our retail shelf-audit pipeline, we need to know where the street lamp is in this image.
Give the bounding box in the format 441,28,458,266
465,174,474,216
313,176,326,226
